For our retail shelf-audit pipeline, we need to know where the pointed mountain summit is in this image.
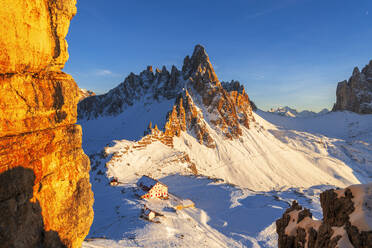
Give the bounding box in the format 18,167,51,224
78,45,255,147
182,44,218,82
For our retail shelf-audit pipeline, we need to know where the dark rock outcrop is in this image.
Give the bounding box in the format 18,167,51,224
250,100,258,112
333,61,372,114
276,183,372,248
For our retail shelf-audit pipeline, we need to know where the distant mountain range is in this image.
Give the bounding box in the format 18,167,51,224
267,106,329,118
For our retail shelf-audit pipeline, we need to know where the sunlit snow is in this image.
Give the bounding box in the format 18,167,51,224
81,110,372,248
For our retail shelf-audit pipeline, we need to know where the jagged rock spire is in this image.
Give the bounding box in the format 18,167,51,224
182,44,219,83
352,67,360,76
361,60,372,76
182,44,209,73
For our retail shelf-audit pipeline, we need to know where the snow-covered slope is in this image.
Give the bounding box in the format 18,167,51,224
105,109,372,190
257,109,372,143
78,45,372,247
81,110,372,248
84,167,332,248
104,112,366,190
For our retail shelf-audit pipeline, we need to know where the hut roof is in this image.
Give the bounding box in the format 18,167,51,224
136,175,167,190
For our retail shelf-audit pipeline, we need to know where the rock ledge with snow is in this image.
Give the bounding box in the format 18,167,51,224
276,183,372,248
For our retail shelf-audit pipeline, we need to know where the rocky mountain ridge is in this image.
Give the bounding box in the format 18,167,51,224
78,45,255,147
78,65,184,119
333,60,372,114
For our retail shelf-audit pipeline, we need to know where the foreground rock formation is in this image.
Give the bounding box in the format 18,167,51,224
276,183,372,248
0,1,94,247
333,61,372,114
79,45,255,148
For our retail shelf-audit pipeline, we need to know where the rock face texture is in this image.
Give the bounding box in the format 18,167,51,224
0,1,94,248
0,0,76,73
333,61,372,114
222,80,258,111
0,72,79,137
78,45,255,147
276,183,372,248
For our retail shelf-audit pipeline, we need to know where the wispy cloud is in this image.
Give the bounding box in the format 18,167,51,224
93,69,123,78
244,0,301,20
246,8,277,19
95,69,114,76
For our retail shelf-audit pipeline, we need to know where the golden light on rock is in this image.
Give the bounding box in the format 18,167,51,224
0,0,94,247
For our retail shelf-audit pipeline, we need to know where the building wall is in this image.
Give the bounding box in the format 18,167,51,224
143,183,168,199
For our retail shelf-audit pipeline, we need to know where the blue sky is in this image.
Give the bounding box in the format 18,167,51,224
64,0,372,111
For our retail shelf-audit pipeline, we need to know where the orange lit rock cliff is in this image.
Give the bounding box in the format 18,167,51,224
0,1,94,247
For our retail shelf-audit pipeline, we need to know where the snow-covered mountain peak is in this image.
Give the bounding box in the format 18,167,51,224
78,88,95,102
78,45,255,145
268,106,299,117
267,106,329,118
78,45,220,120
